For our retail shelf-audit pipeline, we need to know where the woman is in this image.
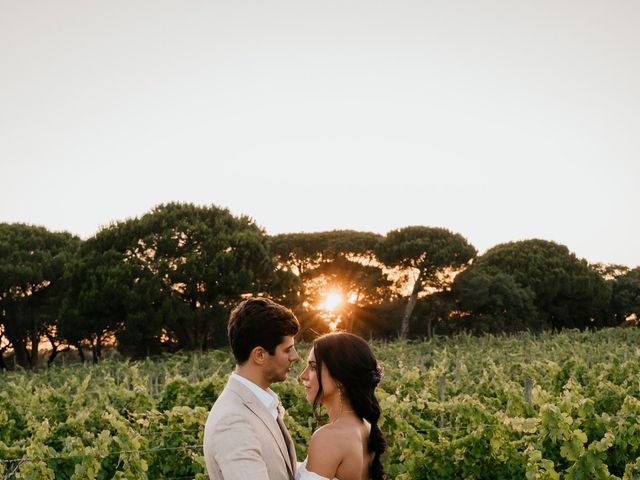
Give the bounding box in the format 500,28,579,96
297,332,386,480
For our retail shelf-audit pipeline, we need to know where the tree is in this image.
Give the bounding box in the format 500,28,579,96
61,203,273,356
376,226,477,338
451,269,539,333
0,223,79,368
60,247,136,362
455,239,611,330
310,255,394,333
608,266,640,325
269,230,391,333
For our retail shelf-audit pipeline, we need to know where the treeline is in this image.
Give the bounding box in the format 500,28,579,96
1,202,638,369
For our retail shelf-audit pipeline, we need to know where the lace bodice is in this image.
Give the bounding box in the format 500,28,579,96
295,458,337,480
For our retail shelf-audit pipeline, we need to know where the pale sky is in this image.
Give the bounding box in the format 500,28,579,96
1,0,639,268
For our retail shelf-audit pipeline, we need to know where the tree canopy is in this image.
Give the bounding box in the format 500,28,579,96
1,209,637,368
269,230,390,333
452,239,611,331
60,203,273,358
607,266,640,325
452,269,539,334
376,226,477,338
0,223,79,368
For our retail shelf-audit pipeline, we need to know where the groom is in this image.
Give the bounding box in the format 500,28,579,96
204,297,300,479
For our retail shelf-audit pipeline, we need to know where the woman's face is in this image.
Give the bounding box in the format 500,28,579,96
298,347,338,404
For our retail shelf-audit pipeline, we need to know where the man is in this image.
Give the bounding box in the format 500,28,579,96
204,297,300,479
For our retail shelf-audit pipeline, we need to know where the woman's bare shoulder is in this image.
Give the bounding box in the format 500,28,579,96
309,423,351,454
306,424,353,477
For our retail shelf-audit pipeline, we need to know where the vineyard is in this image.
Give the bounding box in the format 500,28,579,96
2,328,640,479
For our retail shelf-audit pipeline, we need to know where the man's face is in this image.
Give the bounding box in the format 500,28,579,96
264,335,300,384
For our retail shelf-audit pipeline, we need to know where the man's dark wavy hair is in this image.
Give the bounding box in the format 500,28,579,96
227,297,299,364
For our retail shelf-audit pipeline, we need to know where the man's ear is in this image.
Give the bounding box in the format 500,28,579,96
249,346,268,365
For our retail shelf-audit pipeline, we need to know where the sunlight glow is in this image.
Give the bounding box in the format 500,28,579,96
327,318,341,332
319,291,343,312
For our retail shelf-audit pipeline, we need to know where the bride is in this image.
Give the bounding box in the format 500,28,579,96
296,332,386,480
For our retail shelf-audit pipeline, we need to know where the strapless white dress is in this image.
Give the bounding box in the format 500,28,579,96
295,458,337,480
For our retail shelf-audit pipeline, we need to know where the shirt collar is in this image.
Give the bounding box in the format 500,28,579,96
231,372,280,419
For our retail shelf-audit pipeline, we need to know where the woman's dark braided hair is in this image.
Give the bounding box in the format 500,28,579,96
312,332,386,480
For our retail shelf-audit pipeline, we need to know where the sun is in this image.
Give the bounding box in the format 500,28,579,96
319,291,343,312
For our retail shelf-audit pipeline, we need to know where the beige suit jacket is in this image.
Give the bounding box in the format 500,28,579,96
203,377,297,480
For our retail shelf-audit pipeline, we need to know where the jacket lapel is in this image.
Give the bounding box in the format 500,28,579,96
226,378,295,477
277,403,298,475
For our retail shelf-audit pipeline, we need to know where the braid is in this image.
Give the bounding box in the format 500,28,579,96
352,386,386,480
369,423,386,479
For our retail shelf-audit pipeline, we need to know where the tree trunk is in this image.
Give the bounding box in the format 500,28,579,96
47,345,70,367
3,311,31,368
202,319,211,351
29,310,40,370
184,321,197,350
0,345,8,370
345,312,353,333
75,343,86,363
47,338,58,367
296,265,308,328
346,291,363,333
92,336,102,364
12,339,31,369
195,313,207,352
45,332,62,367
400,271,422,339
182,305,198,350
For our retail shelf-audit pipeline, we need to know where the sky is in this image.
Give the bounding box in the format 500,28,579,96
1,0,639,268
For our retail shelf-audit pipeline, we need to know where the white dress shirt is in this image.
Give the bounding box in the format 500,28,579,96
230,372,280,419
